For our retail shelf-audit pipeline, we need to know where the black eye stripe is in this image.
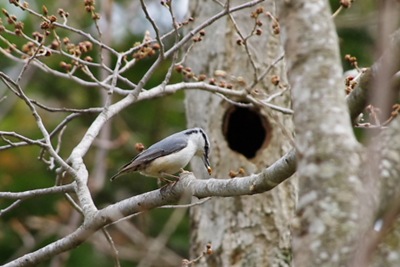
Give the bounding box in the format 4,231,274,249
199,129,210,155
185,129,198,135
185,128,210,155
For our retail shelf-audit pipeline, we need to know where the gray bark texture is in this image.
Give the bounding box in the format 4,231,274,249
185,1,295,266
352,29,400,267
280,0,365,266
373,114,400,266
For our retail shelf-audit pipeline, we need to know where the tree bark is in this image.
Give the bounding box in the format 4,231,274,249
185,1,295,266
280,0,364,266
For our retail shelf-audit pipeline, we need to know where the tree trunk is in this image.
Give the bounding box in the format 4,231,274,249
280,0,364,265
184,1,295,266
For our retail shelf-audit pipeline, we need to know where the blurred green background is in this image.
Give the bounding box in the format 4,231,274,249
0,0,376,266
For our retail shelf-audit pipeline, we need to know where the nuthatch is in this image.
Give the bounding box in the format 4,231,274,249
110,128,212,181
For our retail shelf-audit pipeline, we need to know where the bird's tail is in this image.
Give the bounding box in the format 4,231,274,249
110,160,137,181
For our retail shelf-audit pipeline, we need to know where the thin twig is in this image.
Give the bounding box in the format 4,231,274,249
159,1,181,90
0,131,47,148
0,72,76,176
248,52,284,90
64,193,84,215
12,1,119,56
31,100,103,113
101,228,121,267
0,183,75,200
160,197,212,209
0,200,22,217
332,5,343,18
140,0,165,59
164,0,265,59
226,6,259,83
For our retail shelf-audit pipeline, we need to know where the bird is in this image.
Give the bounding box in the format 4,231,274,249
110,127,212,182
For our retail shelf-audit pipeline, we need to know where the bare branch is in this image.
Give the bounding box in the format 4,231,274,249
140,0,165,58
11,0,119,56
0,72,75,174
0,200,22,217
101,228,121,267
164,0,265,59
3,148,295,267
0,131,47,148
0,183,75,200
248,52,285,90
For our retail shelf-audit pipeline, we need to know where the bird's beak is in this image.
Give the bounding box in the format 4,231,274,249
203,154,212,175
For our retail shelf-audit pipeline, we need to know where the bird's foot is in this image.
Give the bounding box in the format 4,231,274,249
159,176,174,184
161,172,181,181
157,172,180,188
159,176,180,192
179,168,191,174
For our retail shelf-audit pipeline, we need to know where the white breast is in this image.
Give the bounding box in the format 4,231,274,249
141,140,198,177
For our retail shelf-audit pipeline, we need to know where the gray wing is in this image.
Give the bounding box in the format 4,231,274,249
110,132,187,181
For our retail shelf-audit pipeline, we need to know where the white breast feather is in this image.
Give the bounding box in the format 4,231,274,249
142,140,198,177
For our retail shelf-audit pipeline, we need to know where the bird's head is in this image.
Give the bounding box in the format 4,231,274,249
185,128,212,175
